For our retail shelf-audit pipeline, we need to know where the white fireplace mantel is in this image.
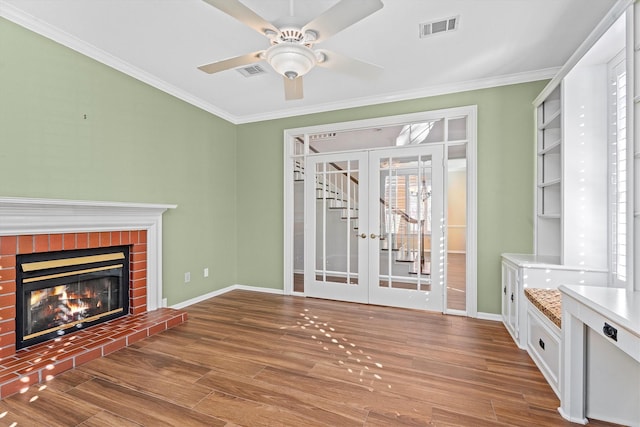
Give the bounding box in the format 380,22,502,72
0,197,177,310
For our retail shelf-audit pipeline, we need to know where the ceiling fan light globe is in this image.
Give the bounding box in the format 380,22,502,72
265,43,316,79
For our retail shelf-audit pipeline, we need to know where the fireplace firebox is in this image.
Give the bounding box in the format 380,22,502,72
16,246,130,349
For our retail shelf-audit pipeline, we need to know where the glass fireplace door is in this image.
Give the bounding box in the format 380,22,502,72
16,246,129,349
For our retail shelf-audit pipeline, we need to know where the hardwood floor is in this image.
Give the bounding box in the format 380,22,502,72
446,253,466,311
294,252,467,312
0,290,622,426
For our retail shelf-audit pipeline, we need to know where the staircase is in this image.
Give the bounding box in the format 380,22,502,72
295,159,431,279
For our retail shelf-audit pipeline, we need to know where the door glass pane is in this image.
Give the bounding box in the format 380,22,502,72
378,155,432,290
447,144,467,310
293,155,304,292
447,117,467,141
315,160,359,285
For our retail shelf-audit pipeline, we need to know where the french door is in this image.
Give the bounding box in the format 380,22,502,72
304,145,444,311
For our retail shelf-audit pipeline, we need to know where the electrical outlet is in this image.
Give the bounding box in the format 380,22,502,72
184,272,191,283
204,268,209,278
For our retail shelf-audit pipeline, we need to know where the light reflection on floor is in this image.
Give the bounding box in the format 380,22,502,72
282,307,391,392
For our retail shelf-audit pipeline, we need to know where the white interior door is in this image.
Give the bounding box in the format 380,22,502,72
304,151,369,303
304,145,444,311
368,146,444,311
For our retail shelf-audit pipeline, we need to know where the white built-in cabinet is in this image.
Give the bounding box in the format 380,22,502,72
502,3,639,420
535,72,609,269
501,254,607,399
536,86,562,258
501,254,607,351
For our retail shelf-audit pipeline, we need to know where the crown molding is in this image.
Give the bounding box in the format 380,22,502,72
235,67,559,124
1,1,558,125
533,0,632,106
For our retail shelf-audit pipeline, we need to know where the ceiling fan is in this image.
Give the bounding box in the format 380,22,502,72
197,0,384,100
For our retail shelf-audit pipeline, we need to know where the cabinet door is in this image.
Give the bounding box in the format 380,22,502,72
508,266,518,338
501,262,510,323
501,260,519,339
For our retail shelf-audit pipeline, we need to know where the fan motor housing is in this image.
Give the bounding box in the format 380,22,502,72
278,28,304,43
265,43,317,79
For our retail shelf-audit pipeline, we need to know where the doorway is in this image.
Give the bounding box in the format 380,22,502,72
304,145,444,311
285,107,477,315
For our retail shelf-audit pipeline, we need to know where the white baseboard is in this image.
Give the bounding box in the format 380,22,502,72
170,286,503,324
476,312,502,322
232,284,285,295
170,284,284,310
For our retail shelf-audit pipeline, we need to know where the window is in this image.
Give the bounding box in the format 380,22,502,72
608,51,627,286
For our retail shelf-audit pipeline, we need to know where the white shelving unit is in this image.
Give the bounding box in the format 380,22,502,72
504,6,635,418
536,86,562,258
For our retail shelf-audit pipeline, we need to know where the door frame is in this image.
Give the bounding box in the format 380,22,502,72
283,106,478,316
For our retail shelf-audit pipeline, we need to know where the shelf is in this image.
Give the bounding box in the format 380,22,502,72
538,213,561,219
538,139,561,155
538,110,561,130
538,178,561,188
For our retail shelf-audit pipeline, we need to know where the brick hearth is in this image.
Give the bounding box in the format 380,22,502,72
0,230,187,399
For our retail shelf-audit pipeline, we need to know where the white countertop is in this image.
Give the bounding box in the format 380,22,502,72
502,253,561,266
501,253,608,272
559,285,640,338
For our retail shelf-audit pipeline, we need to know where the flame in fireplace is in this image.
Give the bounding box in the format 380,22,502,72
30,285,91,317
60,288,90,317
29,283,103,330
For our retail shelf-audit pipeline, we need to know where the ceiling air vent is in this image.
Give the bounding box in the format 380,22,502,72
237,64,268,77
419,16,458,38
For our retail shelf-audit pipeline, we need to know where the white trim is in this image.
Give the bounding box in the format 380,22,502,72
283,135,295,296
238,68,557,124
0,1,556,126
0,197,176,311
533,0,633,106
283,106,478,316
170,284,285,309
476,312,502,322
466,106,478,317
285,107,476,138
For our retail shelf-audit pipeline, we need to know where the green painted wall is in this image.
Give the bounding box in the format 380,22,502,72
236,82,545,314
0,18,238,305
1,16,544,314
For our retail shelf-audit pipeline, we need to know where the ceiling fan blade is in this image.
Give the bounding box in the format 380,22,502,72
283,76,303,100
201,0,278,36
315,49,382,79
302,0,383,43
198,51,264,74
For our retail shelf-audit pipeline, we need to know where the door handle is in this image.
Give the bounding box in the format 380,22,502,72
360,233,367,239
370,233,377,239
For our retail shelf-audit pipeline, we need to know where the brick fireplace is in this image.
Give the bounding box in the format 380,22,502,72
0,197,183,399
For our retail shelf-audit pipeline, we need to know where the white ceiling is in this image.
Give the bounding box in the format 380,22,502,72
1,0,617,124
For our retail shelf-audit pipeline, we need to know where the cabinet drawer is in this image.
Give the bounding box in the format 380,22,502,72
527,305,561,395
